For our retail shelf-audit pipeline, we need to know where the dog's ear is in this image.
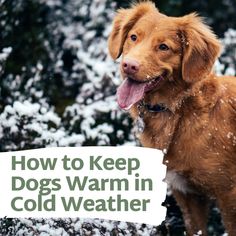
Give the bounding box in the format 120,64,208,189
180,13,221,83
108,2,156,59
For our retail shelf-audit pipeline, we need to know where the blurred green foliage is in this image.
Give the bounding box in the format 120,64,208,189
0,0,51,74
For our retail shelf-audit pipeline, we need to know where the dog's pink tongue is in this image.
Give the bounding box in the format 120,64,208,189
117,78,146,110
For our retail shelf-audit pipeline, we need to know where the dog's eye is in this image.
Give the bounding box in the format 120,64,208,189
159,44,169,51
130,34,137,41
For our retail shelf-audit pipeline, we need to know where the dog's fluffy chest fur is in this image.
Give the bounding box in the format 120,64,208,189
131,79,236,194
165,170,194,194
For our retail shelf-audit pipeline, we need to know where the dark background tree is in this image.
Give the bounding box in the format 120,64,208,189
116,0,236,37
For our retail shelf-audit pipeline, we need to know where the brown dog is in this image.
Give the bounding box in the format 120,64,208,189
108,2,236,235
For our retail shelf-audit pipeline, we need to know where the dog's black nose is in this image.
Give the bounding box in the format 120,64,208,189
122,58,139,74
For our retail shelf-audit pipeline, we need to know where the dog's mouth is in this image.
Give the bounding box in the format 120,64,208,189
117,75,163,110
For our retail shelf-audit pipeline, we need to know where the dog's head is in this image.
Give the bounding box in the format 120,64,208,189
108,2,221,110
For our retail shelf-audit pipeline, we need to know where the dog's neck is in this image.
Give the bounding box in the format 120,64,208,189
130,74,220,151
143,78,189,114
142,74,220,114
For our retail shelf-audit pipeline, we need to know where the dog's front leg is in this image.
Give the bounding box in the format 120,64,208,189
216,188,236,236
172,189,209,236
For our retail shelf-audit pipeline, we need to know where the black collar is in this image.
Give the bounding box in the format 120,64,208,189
138,100,169,115
145,103,168,113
